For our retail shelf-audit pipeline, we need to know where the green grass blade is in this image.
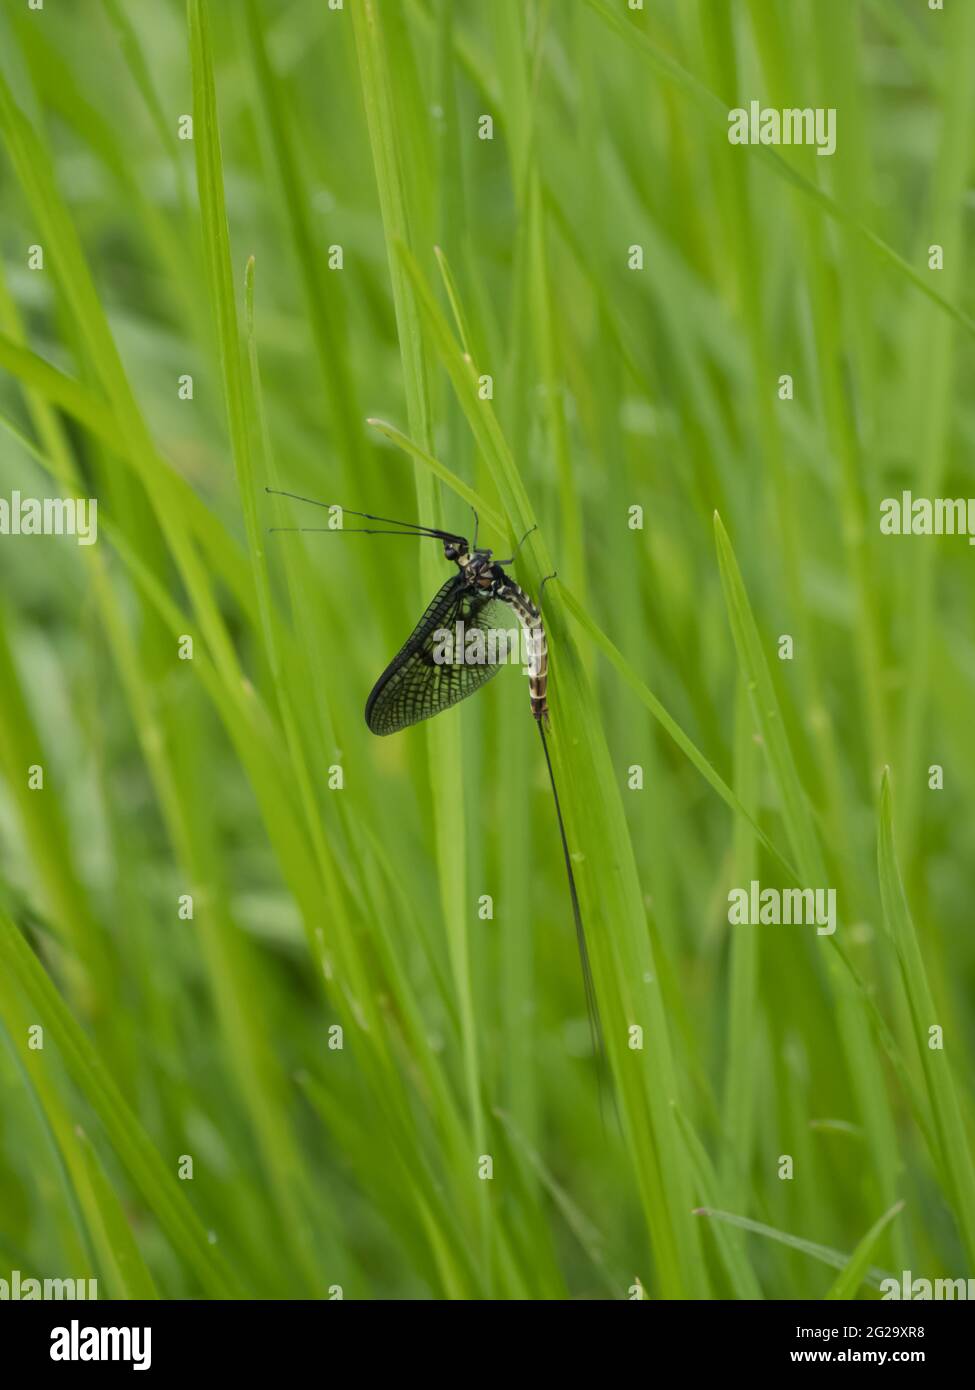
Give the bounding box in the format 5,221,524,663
825,1201,905,1301
584,0,975,339
695,1208,893,1291
0,911,244,1297
878,772,975,1265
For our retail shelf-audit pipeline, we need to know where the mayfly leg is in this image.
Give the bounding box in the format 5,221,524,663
494,525,538,566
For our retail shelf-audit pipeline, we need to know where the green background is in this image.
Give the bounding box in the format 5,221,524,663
0,0,973,1300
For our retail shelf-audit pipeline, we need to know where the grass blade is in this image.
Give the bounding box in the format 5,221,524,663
825,1202,905,1301
878,772,975,1265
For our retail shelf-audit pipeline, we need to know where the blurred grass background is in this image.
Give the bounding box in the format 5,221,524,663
0,0,973,1300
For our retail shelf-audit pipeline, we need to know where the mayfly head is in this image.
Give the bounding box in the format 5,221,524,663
442,536,469,564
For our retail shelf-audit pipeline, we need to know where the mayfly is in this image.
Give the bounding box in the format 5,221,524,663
267,488,603,1062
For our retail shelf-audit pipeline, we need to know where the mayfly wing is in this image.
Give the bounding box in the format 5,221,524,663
365,578,516,736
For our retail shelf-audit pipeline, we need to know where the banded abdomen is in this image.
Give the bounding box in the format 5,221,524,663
499,580,548,721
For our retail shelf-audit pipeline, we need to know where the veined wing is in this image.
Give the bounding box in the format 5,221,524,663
365,576,519,735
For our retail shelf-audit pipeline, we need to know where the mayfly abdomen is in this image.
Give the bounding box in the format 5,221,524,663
500,581,549,722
